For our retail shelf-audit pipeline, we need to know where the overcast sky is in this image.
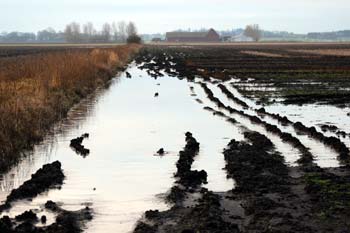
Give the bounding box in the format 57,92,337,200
1,0,349,33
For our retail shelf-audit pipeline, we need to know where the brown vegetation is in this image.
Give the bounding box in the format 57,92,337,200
292,49,350,56
0,44,140,173
240,50,288,57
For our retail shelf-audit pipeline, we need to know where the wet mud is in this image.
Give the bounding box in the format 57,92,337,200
0,161,64,212
70,134,90,156
133,45,350,233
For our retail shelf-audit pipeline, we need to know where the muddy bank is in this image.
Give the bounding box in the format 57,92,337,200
135,130,350,232
167,132,207,204
0,161,64,212
0,200,92,233
224,132,350,232
134,133,238,233
0,161,94,233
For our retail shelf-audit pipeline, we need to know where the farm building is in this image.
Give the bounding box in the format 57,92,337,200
166,29,220,42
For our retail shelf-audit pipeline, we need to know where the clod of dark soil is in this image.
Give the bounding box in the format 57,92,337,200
134,222,157,233
218,84,249,108
70,133,90,156
125,71,132,78
166,132,207,204
174,132,207,188
41,215,47,224
135,190,239,233
0,200,93,233
224,132,289,193
0,161,64,212
320,124,338,132
157,148,165,155
243,131,273,150
15,210,38,223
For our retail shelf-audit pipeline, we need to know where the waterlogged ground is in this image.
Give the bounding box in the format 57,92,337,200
0,64,237,233
1,51,350,232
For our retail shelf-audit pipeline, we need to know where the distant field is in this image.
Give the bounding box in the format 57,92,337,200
0,43,124,47
148,41,350,46
0,43,125,57
145,43,350,106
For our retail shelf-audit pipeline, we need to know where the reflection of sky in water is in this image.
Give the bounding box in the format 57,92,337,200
1,64,348,232
226,84,346,167
0,65,237,233
266,103,350,167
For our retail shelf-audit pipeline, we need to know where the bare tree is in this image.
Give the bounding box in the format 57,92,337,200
37,27,56,41
125,22,141,44
244,24,262,42
126,21,137,37
101,23,112,42
118,21,127,42
83,22,95,38
111,22,118,42
64,22,82,43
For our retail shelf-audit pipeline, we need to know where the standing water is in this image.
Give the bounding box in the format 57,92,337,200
0,64,236,233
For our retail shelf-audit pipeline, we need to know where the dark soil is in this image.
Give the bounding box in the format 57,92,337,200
137,44,350,106
0,161,64,212
133,45,350,232
0,200,93,233
134,134,237,233
167,132,207,204
70,133,90,156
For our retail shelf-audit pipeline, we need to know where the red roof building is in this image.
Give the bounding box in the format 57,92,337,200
166,29,220,42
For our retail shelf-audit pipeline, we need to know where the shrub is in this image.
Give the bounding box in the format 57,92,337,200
127,34,142,44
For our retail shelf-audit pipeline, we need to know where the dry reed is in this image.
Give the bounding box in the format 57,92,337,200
0,45,140,172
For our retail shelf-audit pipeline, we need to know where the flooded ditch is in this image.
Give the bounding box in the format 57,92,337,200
0,64,237,233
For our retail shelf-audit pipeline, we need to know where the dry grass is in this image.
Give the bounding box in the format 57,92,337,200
292,49,350,56
0,44,140,172
240,50,288,58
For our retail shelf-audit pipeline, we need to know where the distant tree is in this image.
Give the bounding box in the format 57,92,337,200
125,22,141,44
83,22,95,42
101,23,112,42
118,21,127,42
244,24,262,42
0,32,36,42
37,28,57,42
64,22,82,43
127,34,142,44
126,22,137,37
111,22,118,42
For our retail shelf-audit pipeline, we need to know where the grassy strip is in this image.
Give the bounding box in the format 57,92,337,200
0,44,140,173
305,172,350,219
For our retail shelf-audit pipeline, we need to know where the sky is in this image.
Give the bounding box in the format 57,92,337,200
1,0,350,34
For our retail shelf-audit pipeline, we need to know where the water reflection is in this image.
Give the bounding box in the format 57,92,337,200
0,64,236,233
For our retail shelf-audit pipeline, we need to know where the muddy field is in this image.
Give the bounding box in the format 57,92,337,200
1,43,350,233
132,44,350,233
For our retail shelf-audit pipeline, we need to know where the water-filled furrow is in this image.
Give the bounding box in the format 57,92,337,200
195,83,301,166
215,83,341,167
225,83,350,160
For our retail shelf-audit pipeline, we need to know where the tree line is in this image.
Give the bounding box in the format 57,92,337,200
64,21,139,43
0,21,141,43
